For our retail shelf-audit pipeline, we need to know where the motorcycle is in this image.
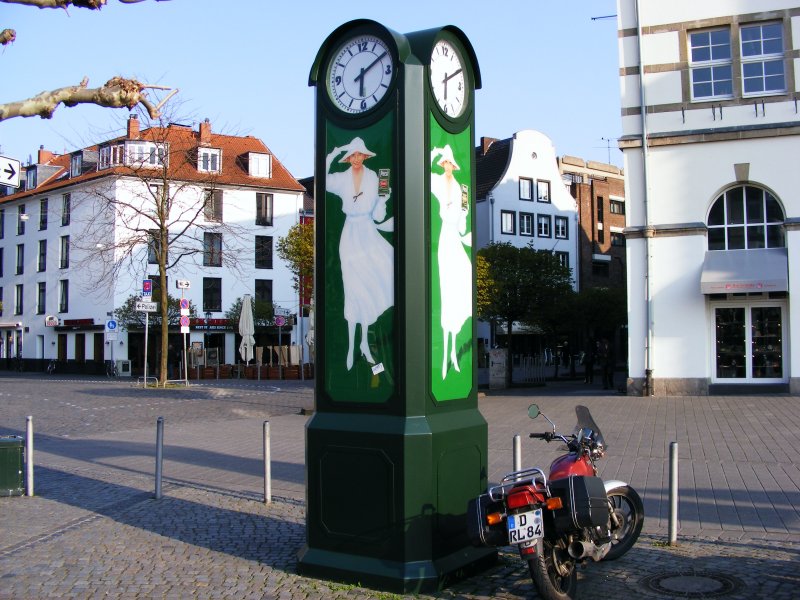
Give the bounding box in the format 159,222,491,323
467,404,644,600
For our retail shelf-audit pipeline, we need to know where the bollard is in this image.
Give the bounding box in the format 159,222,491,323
513,434,522,479
155,417,164,499
263,420,272,504
26,416,34,497
669,441,678,545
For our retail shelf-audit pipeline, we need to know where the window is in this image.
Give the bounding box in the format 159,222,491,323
555,251,569,270
60,235,70,269
198,148,221,173
537,214,552,238
611,231,626,247
15,244,23,275
690,28,733,99
38,239,46,272
26,169,36,190
596,196,605,223
70,153,82,177
203,277,222,312
519,212,534,236
592,261,610,277
14,284,23,315
0,247,3,277
256,193,274,226
0,209,4,239
59,279,68,313
0,287,3,316
17,205,26,235
537,180,551,203
741,22,785,96
203,232,223,267
204,189,223,222
610,199,625,215
255,235,273,269
555,216,568,239
39,198,48,230
708,185,785,250
255,279,273,304
147,230,160,265
248,153,272,177
519,177,533,201
61,194,71,226
37,282,46,315
500,210,516,235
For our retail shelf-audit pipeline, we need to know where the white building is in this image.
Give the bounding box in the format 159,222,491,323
0,116,306,375
476,130,580,351
617,0,800,394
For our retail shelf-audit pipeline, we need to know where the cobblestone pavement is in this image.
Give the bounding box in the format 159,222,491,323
1,374,799,599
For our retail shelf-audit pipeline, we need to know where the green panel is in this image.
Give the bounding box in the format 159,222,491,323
429,118,473,401
323,115,396,403
0,436,24,497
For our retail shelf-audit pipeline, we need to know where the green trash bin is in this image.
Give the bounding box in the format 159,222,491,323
0,436,24,497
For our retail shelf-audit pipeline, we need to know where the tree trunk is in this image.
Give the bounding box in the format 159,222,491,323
505,318,514,388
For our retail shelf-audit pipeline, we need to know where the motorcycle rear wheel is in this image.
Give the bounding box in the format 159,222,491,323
528,538,577,600
604,485,644,561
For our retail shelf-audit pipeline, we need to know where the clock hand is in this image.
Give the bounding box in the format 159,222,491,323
441,68,463,102
353,51,388,96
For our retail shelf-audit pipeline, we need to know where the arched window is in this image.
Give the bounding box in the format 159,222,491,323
707,185,784,250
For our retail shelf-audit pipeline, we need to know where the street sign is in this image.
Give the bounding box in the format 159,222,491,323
0,155,21,189
136,301,158,312
179,298,190,316
142,279,153,297
44,315,59,327
179,315,190,334
105,319,118,340
275,315,286,327
176,279,191,289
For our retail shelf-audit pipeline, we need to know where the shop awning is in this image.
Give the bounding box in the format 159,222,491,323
700,248,788,294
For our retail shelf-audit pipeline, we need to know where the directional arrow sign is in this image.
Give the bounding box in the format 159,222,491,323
0,155,21,189
136,301,158,312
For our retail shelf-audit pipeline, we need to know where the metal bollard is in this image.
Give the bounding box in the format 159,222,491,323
155,417,164,499
513,434,522,479
263,420,271,504
26,416,34,497
669,441,678,545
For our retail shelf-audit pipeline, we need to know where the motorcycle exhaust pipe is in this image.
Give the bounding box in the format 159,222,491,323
568,540,606,562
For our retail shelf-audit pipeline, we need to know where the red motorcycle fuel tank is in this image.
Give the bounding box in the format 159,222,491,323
549,453,594,480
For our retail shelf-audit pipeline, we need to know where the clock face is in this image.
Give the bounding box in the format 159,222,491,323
328,35,394,114
430,39,466,118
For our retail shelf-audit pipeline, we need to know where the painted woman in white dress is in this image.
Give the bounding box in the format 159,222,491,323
430,145,472,379
326,137,394,371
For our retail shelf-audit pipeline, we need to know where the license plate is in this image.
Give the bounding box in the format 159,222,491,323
507,509,544,545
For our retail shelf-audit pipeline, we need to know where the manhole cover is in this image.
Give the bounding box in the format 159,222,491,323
640,571,746,598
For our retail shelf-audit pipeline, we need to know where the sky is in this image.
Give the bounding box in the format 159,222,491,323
0,0,622,179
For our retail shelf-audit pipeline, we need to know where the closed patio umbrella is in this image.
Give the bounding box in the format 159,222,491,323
238,294,255,364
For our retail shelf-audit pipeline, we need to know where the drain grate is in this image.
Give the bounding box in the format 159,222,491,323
640,571,746,598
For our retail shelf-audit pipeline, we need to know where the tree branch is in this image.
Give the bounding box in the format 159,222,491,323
0,29,15,45
0,76,177,121
1,1,166,10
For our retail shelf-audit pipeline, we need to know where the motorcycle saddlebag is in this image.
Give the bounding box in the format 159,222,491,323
549,475,608,532
466,493,509,547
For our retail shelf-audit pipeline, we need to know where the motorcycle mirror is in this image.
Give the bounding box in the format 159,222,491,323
528,404,540,419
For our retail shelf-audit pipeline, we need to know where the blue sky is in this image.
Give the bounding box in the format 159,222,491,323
0,0,621,178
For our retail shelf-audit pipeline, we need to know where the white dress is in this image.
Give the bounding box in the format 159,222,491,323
326,167,394,326
431,173,472,334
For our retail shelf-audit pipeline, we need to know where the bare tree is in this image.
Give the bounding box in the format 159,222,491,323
73,111,249,384
0,0,176,121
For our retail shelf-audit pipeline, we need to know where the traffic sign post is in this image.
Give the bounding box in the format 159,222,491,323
0,155,21,189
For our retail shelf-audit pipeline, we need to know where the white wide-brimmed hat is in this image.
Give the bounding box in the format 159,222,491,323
339,137,376,162
436,145,460,170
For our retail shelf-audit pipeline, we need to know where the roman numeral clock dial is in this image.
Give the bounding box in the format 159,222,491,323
430,39,466,118
328,35,394,114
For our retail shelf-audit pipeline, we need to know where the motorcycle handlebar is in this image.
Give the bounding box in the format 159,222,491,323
529,432,553,441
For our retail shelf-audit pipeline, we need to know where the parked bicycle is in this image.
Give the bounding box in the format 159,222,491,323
46,359,56,375
105,360,119,378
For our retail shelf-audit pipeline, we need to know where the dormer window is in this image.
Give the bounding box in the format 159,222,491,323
198,148,221,173
248,152,272,178
70,153,82,177
26,169,36,190
99,142,167,169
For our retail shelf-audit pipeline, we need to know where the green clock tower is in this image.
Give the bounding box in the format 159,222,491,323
299,20,492,593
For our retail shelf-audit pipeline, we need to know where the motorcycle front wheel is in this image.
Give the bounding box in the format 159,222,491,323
528,538,577,600
604,485,644,561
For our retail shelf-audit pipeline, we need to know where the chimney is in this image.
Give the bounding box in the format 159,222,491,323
38,145,55,165
480,137,498,156
127,114,140,140
199,118,212,145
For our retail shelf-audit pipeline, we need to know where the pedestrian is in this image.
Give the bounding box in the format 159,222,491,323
599,338,615,390
583,338,596,383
